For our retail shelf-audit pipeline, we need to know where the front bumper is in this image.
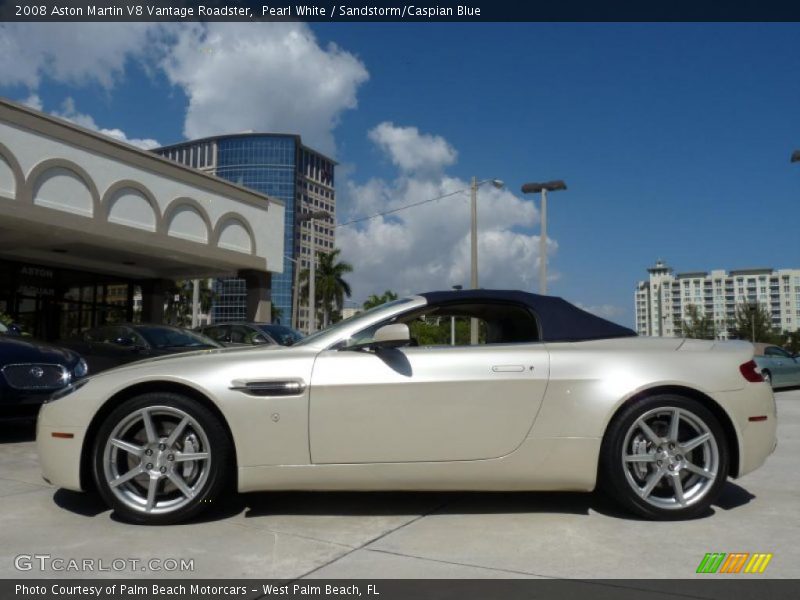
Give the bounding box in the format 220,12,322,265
36,405,87,491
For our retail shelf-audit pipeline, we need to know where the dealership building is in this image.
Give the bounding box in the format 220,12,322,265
0,98,285,341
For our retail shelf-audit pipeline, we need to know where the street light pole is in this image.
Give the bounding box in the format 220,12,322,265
469,178,504,344
539,188,547,295
521,180,567,295
309,218,316,334
451,284,462,345
470,177,479,292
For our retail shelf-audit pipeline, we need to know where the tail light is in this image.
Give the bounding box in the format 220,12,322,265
740,360,764,383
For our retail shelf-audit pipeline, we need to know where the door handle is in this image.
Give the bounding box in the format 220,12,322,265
492,365,526,372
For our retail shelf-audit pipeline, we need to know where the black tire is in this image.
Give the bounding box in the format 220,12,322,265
600,394,729,520
92,392,232,525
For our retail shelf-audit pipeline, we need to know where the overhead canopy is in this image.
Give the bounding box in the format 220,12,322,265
0,98,285,280
420,289,637,342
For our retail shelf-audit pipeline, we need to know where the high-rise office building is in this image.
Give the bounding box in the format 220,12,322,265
154,134,335,331
635,260,800,338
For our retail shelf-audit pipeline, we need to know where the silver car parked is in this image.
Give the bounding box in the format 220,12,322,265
753,343,800,388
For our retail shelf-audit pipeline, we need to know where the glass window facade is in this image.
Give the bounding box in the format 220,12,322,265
214,136,297,325
211,278,247,322
154,135,336,329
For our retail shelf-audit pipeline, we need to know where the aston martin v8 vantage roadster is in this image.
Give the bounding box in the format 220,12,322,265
37,290,777,524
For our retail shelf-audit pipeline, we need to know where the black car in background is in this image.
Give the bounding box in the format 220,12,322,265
59,323,222,374
197,322,304,347
0,336,88,418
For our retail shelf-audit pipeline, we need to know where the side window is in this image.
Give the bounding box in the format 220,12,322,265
766,346,790,358
204,325,230,343
92,326,116,343
345,302,539,348
229,325,256,344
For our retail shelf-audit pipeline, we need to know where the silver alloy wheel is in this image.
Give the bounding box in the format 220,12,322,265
621,406,719,510
102,406,211,515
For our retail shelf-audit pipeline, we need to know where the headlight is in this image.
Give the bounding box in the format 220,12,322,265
73,358,89,378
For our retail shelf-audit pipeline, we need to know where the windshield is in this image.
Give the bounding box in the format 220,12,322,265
257,324,304,346
135,326,221,349
294,298,416,347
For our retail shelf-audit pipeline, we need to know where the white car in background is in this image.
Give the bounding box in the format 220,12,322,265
37,290,777,524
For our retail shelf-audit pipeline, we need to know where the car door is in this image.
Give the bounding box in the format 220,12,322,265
766,346,800,386
764,346,793,386
308,302,549,464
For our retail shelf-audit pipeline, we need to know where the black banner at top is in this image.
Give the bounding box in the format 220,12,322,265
2,0,800,22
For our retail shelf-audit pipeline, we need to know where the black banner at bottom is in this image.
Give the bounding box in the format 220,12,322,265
3,580,800,600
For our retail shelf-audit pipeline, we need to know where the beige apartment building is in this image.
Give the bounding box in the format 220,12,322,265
635,260,800,338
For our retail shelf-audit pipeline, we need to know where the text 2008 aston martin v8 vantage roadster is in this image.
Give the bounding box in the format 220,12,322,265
37,289,776,524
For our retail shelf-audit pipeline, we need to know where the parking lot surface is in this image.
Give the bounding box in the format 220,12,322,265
1,391,797,579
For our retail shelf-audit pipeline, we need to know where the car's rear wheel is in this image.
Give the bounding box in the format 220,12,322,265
92,393,231,524
601,394,729,520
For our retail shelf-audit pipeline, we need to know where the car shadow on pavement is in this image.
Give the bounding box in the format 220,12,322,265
53,489,109,517
588,481,755,521
0,419,36,444
242,490,594,519
50,483,756,525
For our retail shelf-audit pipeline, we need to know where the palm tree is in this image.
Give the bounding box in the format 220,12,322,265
271,304,284,324
163,279,215,327
299,249,353,328
363,290,398,310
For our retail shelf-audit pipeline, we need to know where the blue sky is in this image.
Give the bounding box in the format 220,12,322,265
3,23,800,326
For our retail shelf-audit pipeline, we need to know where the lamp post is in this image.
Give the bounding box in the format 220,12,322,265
520,180,567,295
294,208,330,333
469,177,504,344
450,284,462,345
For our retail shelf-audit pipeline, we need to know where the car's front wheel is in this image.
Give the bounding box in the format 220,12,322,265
92,392,231,524
601,395,729,520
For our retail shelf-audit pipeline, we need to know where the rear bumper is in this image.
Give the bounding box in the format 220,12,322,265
714,383,777,478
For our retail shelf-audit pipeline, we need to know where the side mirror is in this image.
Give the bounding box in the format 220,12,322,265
371,323,411,349
113,336,136,347
252,334,270,345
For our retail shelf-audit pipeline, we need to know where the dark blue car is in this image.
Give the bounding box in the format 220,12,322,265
0,336,88,418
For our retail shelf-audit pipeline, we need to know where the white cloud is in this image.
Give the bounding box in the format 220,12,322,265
368,122,457,174
21,94,43,111
2,23,367,156
160,23,369,155
52,98,161,150
338,123,553,302
0,23,159,89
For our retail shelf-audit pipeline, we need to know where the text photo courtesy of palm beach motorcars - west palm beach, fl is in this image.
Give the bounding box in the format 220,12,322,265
0,12,798,587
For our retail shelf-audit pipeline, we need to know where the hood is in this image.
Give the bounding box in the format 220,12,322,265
0,336,80,366
89,342,299,378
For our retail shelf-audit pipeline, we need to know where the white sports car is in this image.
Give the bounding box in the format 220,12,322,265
37,290,777,524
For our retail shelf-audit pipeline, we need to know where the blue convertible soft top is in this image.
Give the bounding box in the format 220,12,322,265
419,289,637,343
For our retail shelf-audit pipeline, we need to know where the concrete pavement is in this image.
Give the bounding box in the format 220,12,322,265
0,391,797,579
